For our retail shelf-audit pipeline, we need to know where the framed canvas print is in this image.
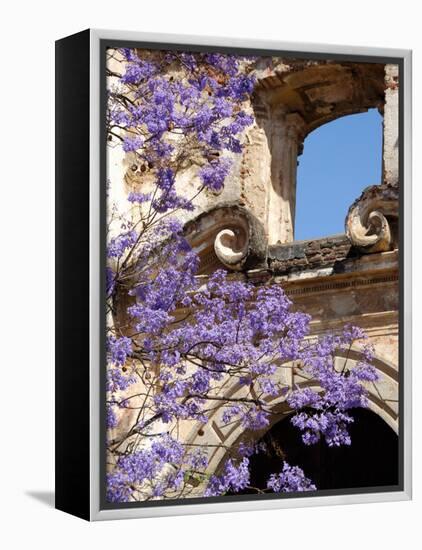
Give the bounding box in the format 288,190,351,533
55,29,412,521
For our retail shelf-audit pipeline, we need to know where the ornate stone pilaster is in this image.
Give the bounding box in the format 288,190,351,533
267,109,307,245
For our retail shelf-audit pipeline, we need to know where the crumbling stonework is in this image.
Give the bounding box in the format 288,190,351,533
184,59,400,471
107,56,400,480
268,235,357,274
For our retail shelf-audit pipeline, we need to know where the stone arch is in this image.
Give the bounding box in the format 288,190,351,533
185,346,398,477
243,406,399,492
254,61,385,134
244,61,388,245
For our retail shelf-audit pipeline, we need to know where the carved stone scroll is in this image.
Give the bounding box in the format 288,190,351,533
184,204,267,273
345,183,398,253
214,220,249,270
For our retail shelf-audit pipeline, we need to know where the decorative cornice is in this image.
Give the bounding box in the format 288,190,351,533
283,274,398,297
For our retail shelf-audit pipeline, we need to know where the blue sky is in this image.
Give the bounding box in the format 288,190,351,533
294,109,382,241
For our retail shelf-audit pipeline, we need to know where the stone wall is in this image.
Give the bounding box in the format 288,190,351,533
106,54,400,483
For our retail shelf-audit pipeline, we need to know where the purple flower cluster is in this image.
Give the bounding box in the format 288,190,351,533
106,404,118,429
198,158,232,192
107,49,256,219
120,59,157,84
237,441,267,457
291,410,354,446
205,458,250,496
106,435,207,502
287,326,378,446
122,135,143,152
106,335,132,366
107,230,137,259
127,191,152,203
139,269,311,428
267,462,316,493
222,405,270,431
106,366,136,393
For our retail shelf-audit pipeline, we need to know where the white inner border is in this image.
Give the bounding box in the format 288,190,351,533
89,29,412,521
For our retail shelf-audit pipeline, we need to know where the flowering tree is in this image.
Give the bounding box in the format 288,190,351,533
105,48,378,503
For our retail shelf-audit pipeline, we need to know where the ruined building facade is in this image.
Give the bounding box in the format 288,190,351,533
107,57,400,489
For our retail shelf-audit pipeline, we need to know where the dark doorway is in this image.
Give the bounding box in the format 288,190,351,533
243,408,398,492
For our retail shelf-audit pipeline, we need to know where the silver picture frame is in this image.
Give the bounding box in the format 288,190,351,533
56,28,412,521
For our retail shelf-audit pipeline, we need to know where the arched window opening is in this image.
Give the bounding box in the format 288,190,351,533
234,408,398,494
294,109,383,241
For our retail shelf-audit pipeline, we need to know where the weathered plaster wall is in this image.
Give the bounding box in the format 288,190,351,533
106,55,400,486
